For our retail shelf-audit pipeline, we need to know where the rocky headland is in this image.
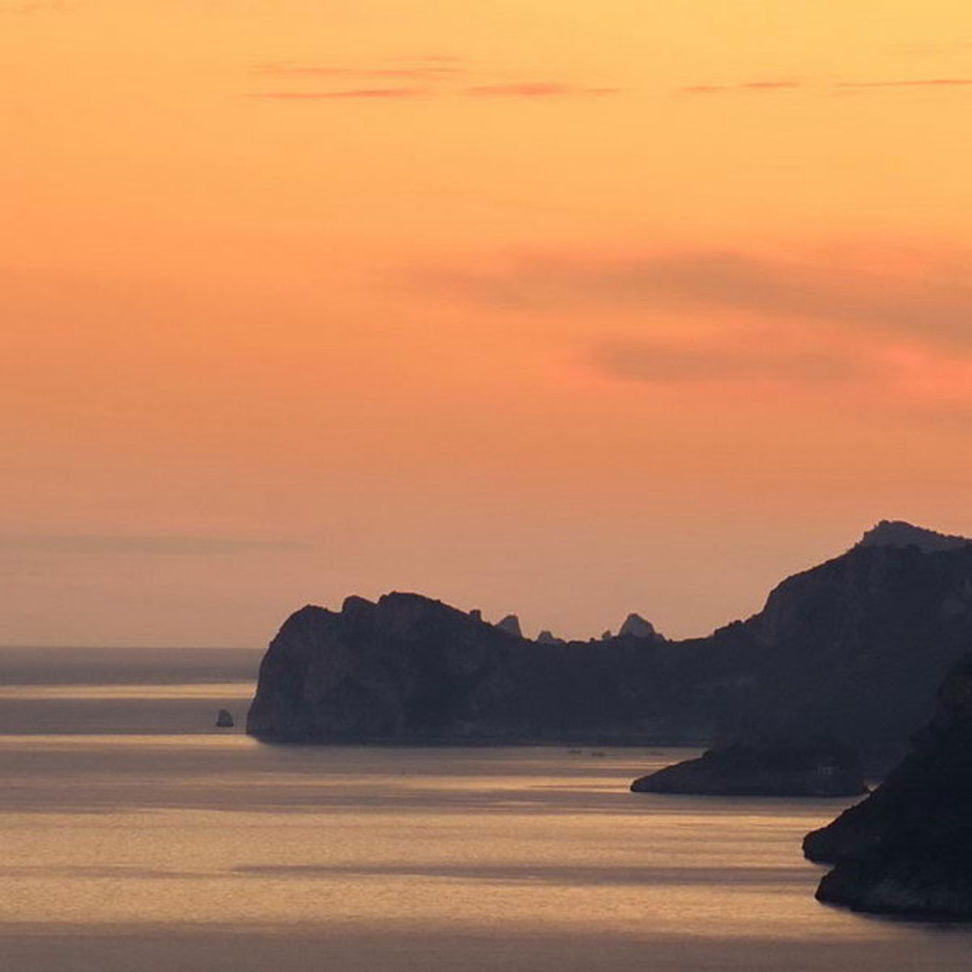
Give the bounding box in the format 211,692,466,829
803,650,972,919
631,739,867,797
247,522,972,759
246,593,681,743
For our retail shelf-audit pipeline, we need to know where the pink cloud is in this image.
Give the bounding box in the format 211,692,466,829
426,250,972,350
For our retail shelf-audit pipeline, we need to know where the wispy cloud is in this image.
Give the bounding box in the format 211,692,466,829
679,78,972,97
741,81,802,90
426,250,972,349
466,83,619,98
250,83,619,103
0,535,312,556
839,78,972,89
250,88,427,100
255,63,465,81
680,81,802,95
249,56,618,104
591,339,871,385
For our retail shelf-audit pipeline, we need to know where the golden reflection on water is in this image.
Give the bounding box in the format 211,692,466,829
0,737,871,938
0,807,836,936
3,733,972,971
3,680,972,970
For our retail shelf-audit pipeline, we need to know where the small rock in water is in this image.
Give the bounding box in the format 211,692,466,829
215,708,234,728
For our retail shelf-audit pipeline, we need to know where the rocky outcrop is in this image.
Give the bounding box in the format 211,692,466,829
496,615,523,638
248,523,972,757
631,739,867,797
619,613,660,640
856,520,970,553
537,630,565,645
803,652,972,918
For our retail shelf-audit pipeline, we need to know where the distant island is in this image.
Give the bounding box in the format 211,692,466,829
247,521,972,762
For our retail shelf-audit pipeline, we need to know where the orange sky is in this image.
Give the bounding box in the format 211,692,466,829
3,0,972,646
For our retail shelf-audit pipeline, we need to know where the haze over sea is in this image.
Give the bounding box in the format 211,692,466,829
0,646,968,971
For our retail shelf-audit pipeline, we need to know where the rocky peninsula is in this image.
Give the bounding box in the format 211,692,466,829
803,650,972,919
246,593,679,743
631,739,867,797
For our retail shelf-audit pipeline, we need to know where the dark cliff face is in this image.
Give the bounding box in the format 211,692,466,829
803,653,972,919
247,595,515,741
247,533,972,753
246,593,713,743
720,543,972,758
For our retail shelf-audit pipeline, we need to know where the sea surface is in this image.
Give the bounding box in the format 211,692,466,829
1,646,970,971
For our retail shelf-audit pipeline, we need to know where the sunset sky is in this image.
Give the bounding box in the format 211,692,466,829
3,0,972,646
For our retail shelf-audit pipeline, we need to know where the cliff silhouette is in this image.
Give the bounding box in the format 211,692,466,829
804,650,972,918
247,522,972,760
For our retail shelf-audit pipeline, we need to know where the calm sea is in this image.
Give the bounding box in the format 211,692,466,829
1,646,969,971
